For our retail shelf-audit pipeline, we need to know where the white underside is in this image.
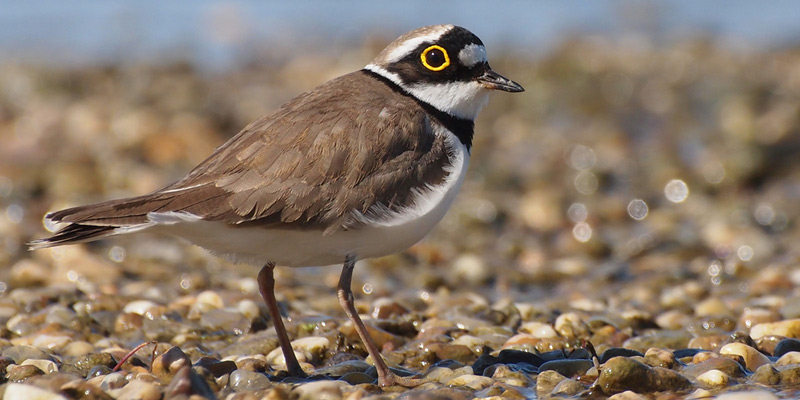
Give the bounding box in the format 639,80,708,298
143,128,469,267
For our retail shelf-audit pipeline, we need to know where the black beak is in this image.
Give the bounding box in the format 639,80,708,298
477,69,524,92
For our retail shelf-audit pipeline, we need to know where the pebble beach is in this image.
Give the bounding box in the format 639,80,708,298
0,36,799,399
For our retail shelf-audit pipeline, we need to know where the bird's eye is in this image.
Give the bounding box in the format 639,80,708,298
420,45,450,71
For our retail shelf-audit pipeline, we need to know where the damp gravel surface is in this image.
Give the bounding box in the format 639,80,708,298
1,38,800,399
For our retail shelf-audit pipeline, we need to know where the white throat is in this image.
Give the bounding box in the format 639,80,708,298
364,64,490,121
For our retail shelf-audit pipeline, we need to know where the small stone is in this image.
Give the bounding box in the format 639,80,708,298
750,364,780,386
2,345,52,363
622,331,692,353
597,356,689,394
62,353,116,378
151,346,191,377
316,360,372,377
123,300,160,315
3,383,68,400
292,380,347,400
773,338,800,357
719,342,770,371
780,365,800,385
371,298,409,319
535,370,567,396
608,390,647,400
60,379,114,400
554,312,590,339
694,297,731,317
339,372,374,385
715,390,779,400
442,373,492,390
111,380,161,400
6,364,45,382
696,369,731,387
61,341,94,357
683,357,746,379
599,348,644,363
738,308,781,330
552,378,584,396
686,389,714,399
266,336,329,367
490,364,533,387
237,300,261,320
539,359,593,377
608,391,648,400
750,319,800,340
21,359,58,374
776,351,800,366
196,290,225,309
687,334,729,351
229,370,271,392
99,372,128,391
164,366,216,399
422,366,456,383
9,259,51,287
426,343,474,363
643,348,676,369
494,349,545,367
518,321,558,338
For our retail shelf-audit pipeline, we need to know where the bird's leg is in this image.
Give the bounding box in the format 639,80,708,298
257,262,307,378
337,255,428,387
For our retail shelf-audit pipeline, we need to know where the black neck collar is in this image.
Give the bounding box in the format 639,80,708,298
361,69,475,150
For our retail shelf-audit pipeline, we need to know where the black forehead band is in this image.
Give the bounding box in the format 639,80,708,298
415,26,484,56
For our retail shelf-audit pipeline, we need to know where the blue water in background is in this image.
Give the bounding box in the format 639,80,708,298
1,0,799,69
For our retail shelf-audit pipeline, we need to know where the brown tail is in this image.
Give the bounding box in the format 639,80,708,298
28,193,176,250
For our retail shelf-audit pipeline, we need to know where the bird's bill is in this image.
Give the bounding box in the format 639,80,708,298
477,69,524,92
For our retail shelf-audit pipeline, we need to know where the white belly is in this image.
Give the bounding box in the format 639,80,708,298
152,136,469,267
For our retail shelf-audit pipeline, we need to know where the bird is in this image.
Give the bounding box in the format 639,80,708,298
30,24,524,387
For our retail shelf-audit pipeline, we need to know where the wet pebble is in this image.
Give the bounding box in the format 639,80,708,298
719,342,770,371
696,369,731,387
490,364,533,387
539,358,593,377
229,370,272,391
683,356,746,379
552,378,584,396
20,359,58,374
2,345,52,363
6,364,46,382
773,338,800,357
445,373,494,390
535,370,567,397
597,356,690,394
110,380,161,400
292,380,347,400
750,364,780,386
750,319,800,340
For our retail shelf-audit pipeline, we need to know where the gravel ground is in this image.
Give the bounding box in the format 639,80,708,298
0,38,800,399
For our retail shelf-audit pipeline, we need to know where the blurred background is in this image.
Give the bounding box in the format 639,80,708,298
1,1,800,326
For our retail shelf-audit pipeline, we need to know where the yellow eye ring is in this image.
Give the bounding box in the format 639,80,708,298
420,45,450,71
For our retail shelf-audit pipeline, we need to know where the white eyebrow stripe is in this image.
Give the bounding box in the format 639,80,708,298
383,26,452,63
458,44,488,67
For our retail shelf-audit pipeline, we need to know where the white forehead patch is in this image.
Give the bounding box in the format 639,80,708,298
458,44,487,67
383,25,453,64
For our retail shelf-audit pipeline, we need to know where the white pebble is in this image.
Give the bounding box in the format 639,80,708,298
518,321,558,338
445,374,494,390
3,383,67,400
21,358,59,374
696,369,730,387
237,299,261,320
196,290,224,309
123,300,159,315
